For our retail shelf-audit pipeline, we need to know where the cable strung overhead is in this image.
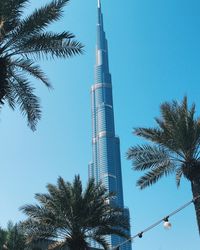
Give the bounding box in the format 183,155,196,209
112,195,200,250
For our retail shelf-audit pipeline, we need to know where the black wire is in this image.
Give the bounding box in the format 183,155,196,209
111,195,200,250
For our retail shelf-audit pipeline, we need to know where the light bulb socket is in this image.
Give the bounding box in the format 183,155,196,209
163,216,169,222
138,232,143,238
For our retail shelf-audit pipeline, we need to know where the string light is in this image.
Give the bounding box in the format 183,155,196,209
111,195,200,250
163,216,171,229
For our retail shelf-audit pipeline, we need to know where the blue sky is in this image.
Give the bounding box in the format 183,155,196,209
1,0,200,249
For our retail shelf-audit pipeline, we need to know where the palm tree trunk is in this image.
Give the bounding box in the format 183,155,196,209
191,179,200,235
68,238,89,250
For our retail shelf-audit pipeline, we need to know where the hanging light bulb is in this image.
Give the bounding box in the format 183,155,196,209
163,217,172,229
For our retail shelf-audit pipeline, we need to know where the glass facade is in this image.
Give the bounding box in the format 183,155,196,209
89,1,132,249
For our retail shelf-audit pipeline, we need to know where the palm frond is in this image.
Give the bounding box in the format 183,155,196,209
137,161,175,189
11,32,83,59
0,0,83,130
134,127,163,143
176,167,183,187
0,57,10,103
11,58,51,87
48,240,67,250
4,0,69,48
21,219,56,243
34,193,51,206
20,204,44,218
21,176,130,248
56,177,72,203
21,204,58,228
159,101,179,128
4,85,16,109
160,97,200,159
72,175,82,189
8,73,41,131
46,183,61,199
134,97,200,159
90,235,109,250
134,127,183,157
0,0,28,37
127,144,171,171
101,209,130,231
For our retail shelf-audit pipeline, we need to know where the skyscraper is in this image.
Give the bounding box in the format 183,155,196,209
89,1,132,249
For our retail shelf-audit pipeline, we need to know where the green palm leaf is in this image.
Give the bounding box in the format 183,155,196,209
20,175,130,249
137,162,175,189
9,74,41,130
0,0,28,36
11,58,51,87
11,32,83,59
0,0,83,130
176,167,183,187
4,0,69,49
127,144,171,171
127,96,200,234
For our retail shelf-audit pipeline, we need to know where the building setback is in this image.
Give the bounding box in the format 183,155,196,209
89,1,132,249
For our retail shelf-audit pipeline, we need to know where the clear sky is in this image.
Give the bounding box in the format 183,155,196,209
1,0,200,249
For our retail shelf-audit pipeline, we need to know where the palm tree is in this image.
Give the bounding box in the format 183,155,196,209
0,222,26,250
0,0,83,130
0,227,7,249
127,96,200,234
5,222,26,250
20,175,130,250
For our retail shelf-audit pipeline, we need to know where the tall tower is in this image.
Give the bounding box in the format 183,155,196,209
89,1,132,249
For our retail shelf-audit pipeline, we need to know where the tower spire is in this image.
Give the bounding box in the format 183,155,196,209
97,0,101,8
97,0,102,26
96,0,110,79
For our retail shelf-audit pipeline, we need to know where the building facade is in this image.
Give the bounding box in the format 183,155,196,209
89,1,132,249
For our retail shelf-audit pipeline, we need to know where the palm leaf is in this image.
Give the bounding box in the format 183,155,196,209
22,219,56,243
11,58,51,87
11,32,83,59
20,204,46,219
4,85,16,109
48,240,67,250
90,235,109,250
176,167,183,187
136,161,175,189
34,193,51,206
129,96,200,233
4,0,69,50
127,144,171,171
8,73,41,131
134,127,163,143
0,0,83,130
0,0,28,36
21,176,130,248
